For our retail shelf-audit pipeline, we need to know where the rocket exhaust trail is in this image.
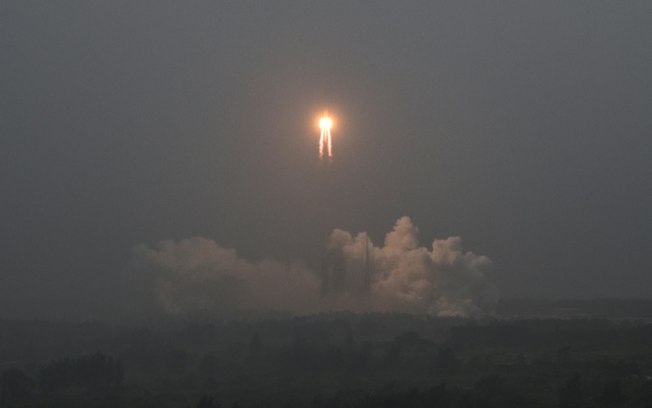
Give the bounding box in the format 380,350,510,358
318,112,333,161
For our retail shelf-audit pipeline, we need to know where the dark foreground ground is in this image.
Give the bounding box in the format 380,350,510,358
1,299,652,408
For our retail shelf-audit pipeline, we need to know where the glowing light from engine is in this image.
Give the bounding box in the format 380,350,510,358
318,112,333,160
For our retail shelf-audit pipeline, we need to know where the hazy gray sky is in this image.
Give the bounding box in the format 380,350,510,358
1,1,651,317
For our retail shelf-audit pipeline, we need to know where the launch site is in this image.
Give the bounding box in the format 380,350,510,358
1,2,651,407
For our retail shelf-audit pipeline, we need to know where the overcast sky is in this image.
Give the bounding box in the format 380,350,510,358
1,1,651,318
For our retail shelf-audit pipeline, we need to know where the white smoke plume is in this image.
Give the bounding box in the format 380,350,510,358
326,217,497,317
123,217,497,318
123,238,322,318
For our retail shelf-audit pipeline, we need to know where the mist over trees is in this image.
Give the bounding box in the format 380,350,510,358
2,302,652,407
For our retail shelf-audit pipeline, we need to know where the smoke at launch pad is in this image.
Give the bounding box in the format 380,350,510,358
123,217,497,318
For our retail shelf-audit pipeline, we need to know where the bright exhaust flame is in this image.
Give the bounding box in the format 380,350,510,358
318,112,333,160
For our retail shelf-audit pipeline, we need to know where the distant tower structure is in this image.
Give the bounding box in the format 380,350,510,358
321,249,346,295
363,235,371,293
321,236,374,296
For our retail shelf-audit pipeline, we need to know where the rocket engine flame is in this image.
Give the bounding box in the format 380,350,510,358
318,112,333,160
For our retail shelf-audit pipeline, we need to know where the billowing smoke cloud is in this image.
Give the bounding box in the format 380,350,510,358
326,217,497,317
123,238,322,318
123,217,497,318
